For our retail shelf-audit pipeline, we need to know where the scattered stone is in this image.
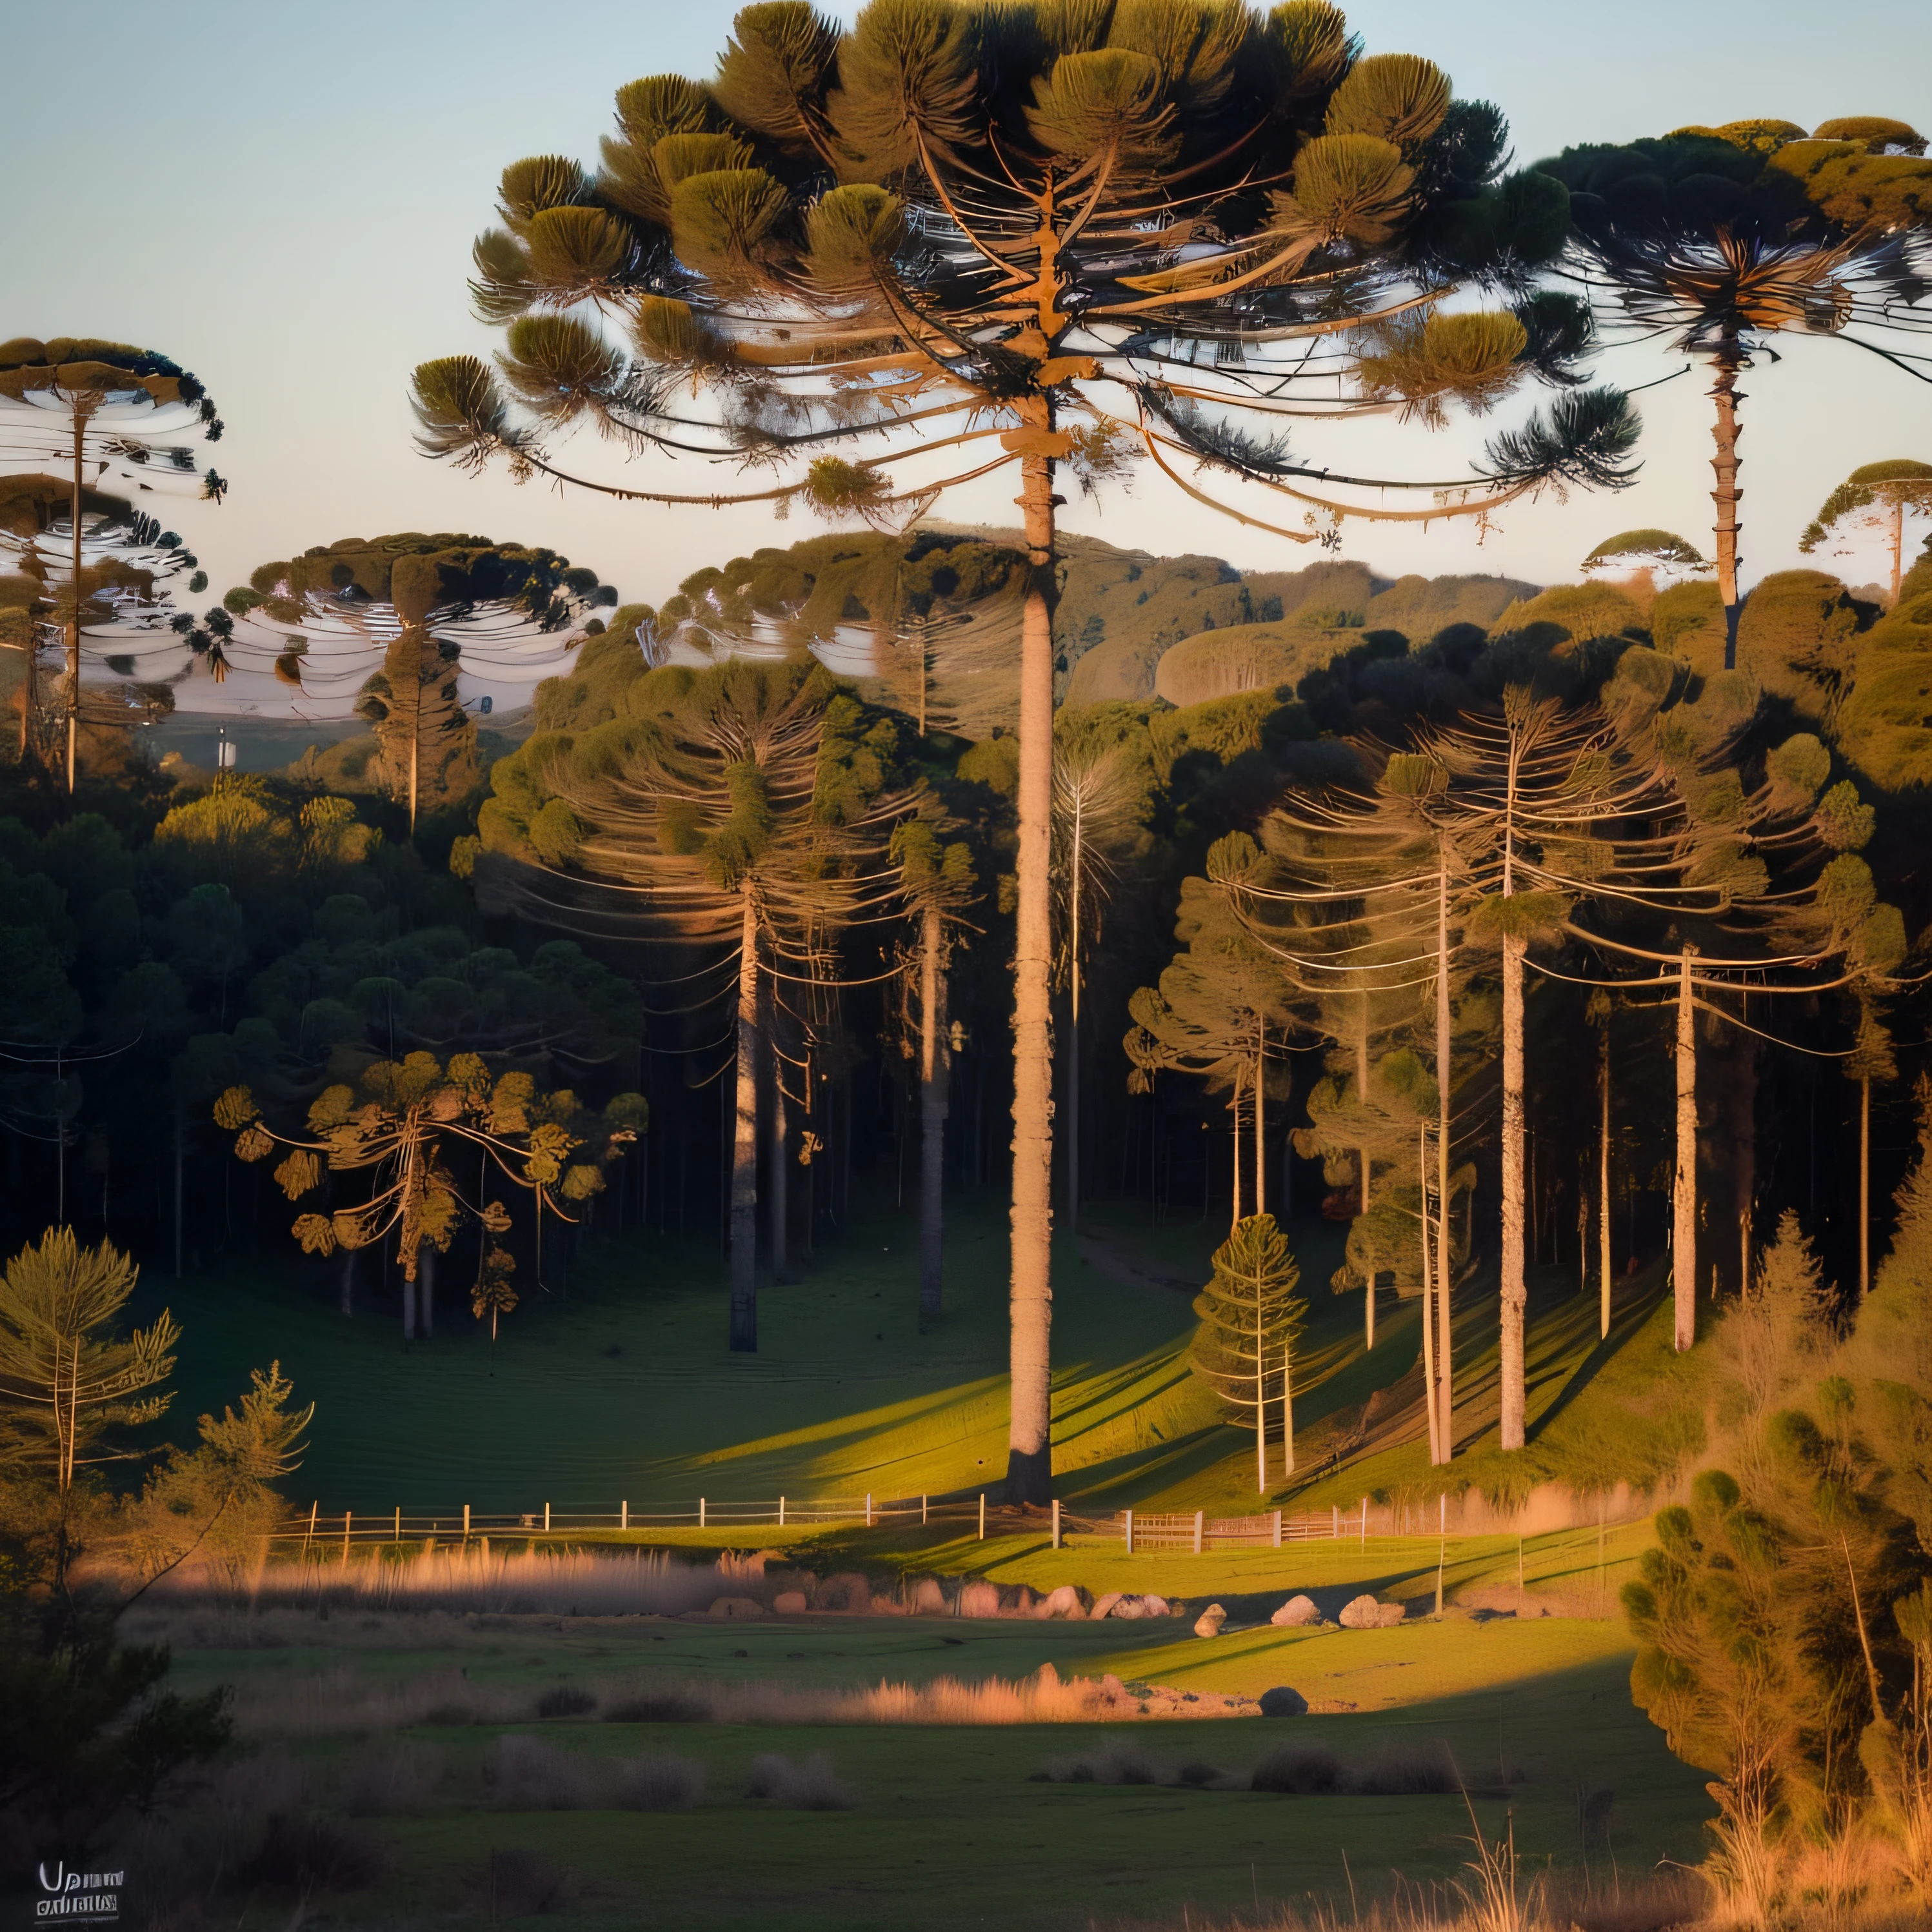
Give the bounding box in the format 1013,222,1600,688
1041,1584,1090,1620
1005,1585,1038,1616
772,1591,808,1614
1090,1591,1123,1622
1270,1595,1319,1628
1339,1594,1407,1629
1142,1595,1171,1618
957,1580,1002,1618
1193,1604,1227,1639
1258,1686,1309,1717
1109,1594,1148,1620
708,1597,764,1621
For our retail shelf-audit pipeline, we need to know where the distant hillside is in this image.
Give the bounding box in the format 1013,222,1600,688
559,526,1539,736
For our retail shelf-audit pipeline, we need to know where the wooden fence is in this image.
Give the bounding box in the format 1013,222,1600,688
272,1494,1376,1557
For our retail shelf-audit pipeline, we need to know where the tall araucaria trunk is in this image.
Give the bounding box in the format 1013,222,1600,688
1890,493,1906,609
1006,440,1057,1503
1435,857,1454,1459
66,404,85,795
1598,1024,1613,1340
420,1239,435,1337
1358,995,1375,1348
1254,1024,1266,1219
1420,1118,1440,1467
1281,1342,1295,1477
1255,1296,1267,1494
1673,946,1697,1351
919,901,948,1329
730,891,760,1352
1500,928,1527,1450
759,969,787,1284
1710,337,1746,671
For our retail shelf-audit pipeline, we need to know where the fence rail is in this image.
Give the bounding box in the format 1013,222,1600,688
270,1494,1380,1556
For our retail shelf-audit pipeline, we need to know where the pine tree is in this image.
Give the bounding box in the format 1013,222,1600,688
1191,1213,1306,1493
1800,459,1932,607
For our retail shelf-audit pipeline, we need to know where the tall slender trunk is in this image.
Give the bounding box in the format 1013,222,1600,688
420,1239,435,1336
1357,994,1374,1346
1006,442,1057,1502
1710,341,1746,670
759,970,787,1284
1420,1119,1440,1466
1281,1342,1295,1476
1673,946,1697,1351
66,404,85,795
403,1250,417,1341
1253,1023,1265,1219
1231,1075,1242,1234
1255,1293,1266,1494
1890,494,1905,608
730,892,760,1351
1860,1073,1871,1299
1598,1024,1613,1339
173,1114,184,1281
1500,930,1527,1449
1067,801,1082,1232
341,1248,355,1317
919,902,948,1328
1435,859,1453,1458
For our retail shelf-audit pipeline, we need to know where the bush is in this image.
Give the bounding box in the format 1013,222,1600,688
601,1684,710,1723
610,1752,704,1812
1250,1741,1344,1793
1041,1740,1168,1786
746,1751,854,1809
490,1734,600,1809
243,1811,384,1893
536,1685,597,1719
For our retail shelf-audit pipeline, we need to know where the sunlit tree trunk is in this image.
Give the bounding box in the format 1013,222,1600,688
1281,1342,1295,1477
1254,1024,1266,1219
730,891,760,1352
1231,1075,1243,1235
1710,335,1746,670
1420,1119,1440,1466
919,902,948,1329
1435,859,1454,1458
1673,946,1697,1351
1500,929,1527,1449
1255,1292,1267,1494
1358,995,1375,1348
759,969,787,1284
1889,493,1905,608
1598,1024,1613,1339
1007,441,1056,1502
402,1257,416,1341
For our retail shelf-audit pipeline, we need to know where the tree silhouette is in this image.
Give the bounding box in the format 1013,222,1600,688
1544,119,1932,666
1191,1212,1306,1493
1800,459,1932,606
0,338,225,789
414,1,1635,1499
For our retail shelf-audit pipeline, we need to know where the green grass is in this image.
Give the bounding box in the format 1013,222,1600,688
153,1608,1706,1931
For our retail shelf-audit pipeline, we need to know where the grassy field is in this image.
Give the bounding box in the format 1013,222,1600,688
135,1186,1690,1533
143,1592,1706,1931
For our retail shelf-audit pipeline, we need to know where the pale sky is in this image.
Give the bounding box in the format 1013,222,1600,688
5,0,1931,717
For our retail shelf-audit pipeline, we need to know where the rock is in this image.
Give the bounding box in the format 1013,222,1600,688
957,1580,1002,1618
1090,1591,1123,1622
908,1577,947,1616
1259,1686,1310,1717
1110,1593,1147,1620
1339,1594,1407,1629
1141,1595,1171,1618
772,1591,808,1614
708,1597,764,1620
1270,1595,1319,1627
1005,1586,1038,1616
1041,1584,1090,1620
1193,1603,1227,1639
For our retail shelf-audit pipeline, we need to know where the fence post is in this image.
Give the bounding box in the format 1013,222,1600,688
1193,1510,1203,1556
343,1512,352,1560
544,1502,550,1534
699,1497,706,1530
1124,1508,1133,1555
393,1505,401,1544
1272,1509,1282,1549
1436,1491,1446,1618
1051,1499,1061,1550
866,1492,873,1528
463,1503,471,1542
779,1495,786,1528
922,1494,928,1527
1360,1497,1368,1550
978,1493,985,1541
1331,1504,1338,1539
621,1500,628,1531
303,1500,317,1558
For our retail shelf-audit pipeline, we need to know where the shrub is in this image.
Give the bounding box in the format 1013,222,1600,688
746,1751,854,1809
610,1752,705,1812
1250,1741,1344,1793
1041,1740,1170,1786
490,1734,599,1809
536,1684,597,1719
243,1812,384,1893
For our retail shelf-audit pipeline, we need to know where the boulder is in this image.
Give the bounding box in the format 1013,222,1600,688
1193,1603,1228,1639
957,1580,1002,1618
1089,1591,1123,1622
1259,1686,1310,1717
1339,1594,1406,1629
1004,1585,1038,1616
1109,1593,1148,1620
707,1597,764,1620
1040,1584,1090,1620
1270,1595,1320,1628
772,1591,808,1614
1142,1595,1171,1618
908,1577,947,1616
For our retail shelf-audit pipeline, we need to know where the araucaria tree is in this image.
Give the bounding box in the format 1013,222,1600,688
1191,1212,1306,1493
1800,459,1932,606
1543,119,1932,665
0,338,226,789
413,1,1637,1496
475,659,904,1350
224,534,615,832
